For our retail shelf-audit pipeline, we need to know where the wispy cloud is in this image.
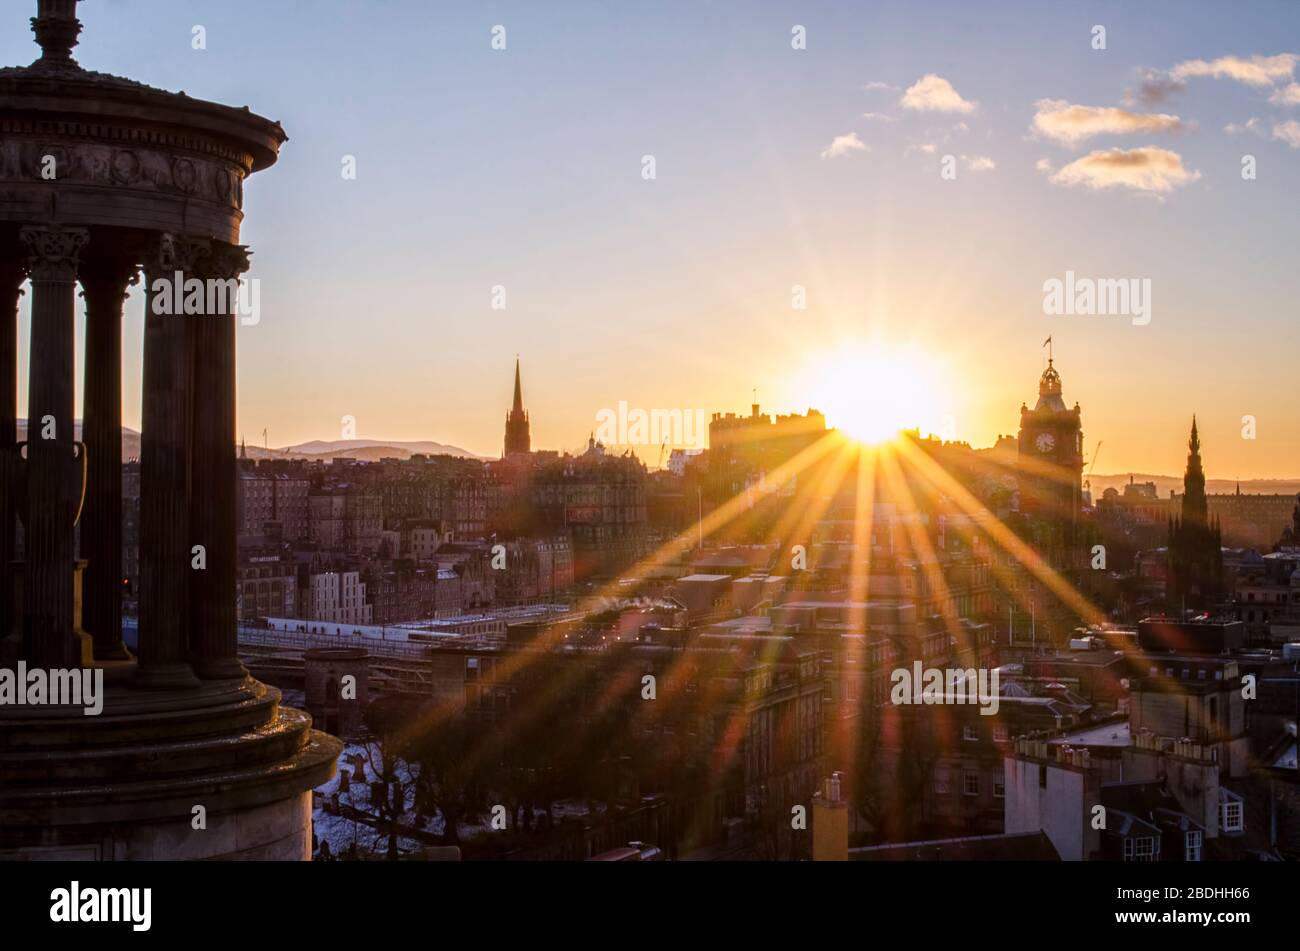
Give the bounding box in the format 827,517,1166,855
1170,53,1297,87
863,81,900,93
820,132,869,159
1269,82,1300,105
961,155,996,171
1032,99,1184,146
1273,119,1300,148
1128,54,1298,104
901,74,976,114
1047,146,1200,195
861,112,897,122
1224,117,1264,134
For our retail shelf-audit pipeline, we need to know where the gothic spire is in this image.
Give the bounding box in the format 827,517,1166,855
503,357,531,455
1181,415,1207,528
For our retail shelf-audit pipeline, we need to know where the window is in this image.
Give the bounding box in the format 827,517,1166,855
934,767,950,795
993,779,1005,799
1123,837,1158,862
1185,830,1202,861
1222,800,1243,833
963,725,979,742
963,769,979,797
993,726,1009,743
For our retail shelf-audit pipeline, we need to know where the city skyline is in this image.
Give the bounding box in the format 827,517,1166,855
3,1,1299,475
4,0,1298,886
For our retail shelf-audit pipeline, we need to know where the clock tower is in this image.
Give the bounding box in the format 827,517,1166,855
1017,356,1083,532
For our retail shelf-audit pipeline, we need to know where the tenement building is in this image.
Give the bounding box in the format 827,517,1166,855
0,2,338,859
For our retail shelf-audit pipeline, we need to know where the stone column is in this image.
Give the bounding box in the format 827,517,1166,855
80,252,138,661
1,253,25,648
19,225,90,668
136,234,206,689
190,243,250,680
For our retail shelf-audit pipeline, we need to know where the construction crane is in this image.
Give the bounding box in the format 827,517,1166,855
657,439,668,470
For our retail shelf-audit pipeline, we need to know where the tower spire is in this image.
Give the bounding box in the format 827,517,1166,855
1182,415,1207,526
512,355,524,414
504,357,531,456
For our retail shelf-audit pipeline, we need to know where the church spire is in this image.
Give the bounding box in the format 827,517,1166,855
1181,415,1208,527
503,357,531,456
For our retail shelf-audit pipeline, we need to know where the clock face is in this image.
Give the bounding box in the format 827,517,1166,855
1035,432,1056,453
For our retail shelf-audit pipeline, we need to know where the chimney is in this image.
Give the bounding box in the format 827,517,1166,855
812,771,848,861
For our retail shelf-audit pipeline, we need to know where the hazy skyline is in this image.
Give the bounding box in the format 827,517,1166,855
5,0,1299,475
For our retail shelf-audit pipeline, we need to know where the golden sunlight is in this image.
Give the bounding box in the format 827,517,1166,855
799,342,950,446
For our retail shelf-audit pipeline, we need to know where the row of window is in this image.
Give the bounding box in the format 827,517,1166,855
1122,830,1202,862
935,767,1004,799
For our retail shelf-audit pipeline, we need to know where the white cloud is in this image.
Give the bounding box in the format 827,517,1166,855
1224,117,1263,135
1049,146,1201,195
961,155,996,171
1032,99,1184,146
863,81,900,93
861,112,897,122
1170,53,1297,87
820,133,869,159
1035,158,1054,173
1272,120,1300,148
1269,82,1300,105
901,74,976,114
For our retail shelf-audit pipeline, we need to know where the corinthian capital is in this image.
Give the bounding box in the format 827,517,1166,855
146,232,211,275
204,242,252,280
78,250,141,303
20,225,89,281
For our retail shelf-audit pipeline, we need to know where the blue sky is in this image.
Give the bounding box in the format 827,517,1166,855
6,0,1299,475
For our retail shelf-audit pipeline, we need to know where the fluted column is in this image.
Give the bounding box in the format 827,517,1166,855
136,234,206,689
190,243,249,680
80,251,138,661
1,253,25,648
19,225,90,668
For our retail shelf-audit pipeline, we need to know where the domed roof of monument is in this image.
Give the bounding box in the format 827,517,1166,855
1033,359,1067,412
0,0,286,171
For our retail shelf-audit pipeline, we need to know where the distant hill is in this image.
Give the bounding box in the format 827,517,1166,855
242,438,486,462
16,421,141,461
1090,473,1300,498
14,425,482,463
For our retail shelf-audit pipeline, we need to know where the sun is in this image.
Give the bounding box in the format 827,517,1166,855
799,341,949,446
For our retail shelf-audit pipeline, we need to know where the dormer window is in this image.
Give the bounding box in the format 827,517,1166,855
1123,836,1158,861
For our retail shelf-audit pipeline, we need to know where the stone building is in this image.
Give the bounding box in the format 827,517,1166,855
309,488,383,552
237,545,299,621
0,2,338,859
303,648,368,739
301,569,372,626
